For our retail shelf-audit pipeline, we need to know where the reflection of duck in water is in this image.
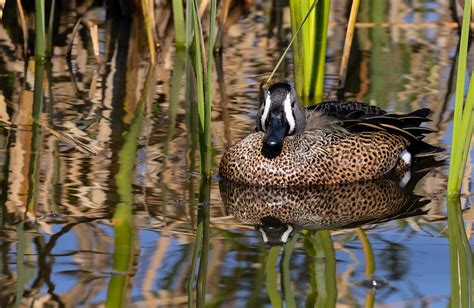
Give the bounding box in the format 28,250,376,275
220,168,435,245
219,82,443,187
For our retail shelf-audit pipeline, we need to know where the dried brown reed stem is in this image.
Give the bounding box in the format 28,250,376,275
16,0,28,58
339,0,360,89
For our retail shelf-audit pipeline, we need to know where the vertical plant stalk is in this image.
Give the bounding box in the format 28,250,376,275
265,247,283,307
304,230,337,307
196,180,211,307
204,0,217,178
314,230,337,307
447,197,473,307
267,0,317,87
448,0,474,196
288,0,330,105
105,65,155,308
289,0,303,96
187,179,211,307
45,0,56,58
191,0,214,179
16,0,28,58
35,0,46,61
356,227,374,278
172,0,186,47
356,227,376,307
141,0,156,63
339,0,360,89
312,0,330,103
26,60,45,214
281,233,298,308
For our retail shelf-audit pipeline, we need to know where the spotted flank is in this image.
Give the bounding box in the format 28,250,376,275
219,82,444,187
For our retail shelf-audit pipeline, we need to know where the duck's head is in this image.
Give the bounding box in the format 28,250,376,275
257,82,306,151
257,216,296,246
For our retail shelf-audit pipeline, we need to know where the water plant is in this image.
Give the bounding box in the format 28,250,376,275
447,0,474,196
289,0,330,105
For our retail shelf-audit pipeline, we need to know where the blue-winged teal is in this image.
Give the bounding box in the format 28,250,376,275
220,173,429,244
219,82,442,187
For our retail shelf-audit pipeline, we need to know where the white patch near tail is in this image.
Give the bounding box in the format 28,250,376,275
399,170,411,188
401,150,412,165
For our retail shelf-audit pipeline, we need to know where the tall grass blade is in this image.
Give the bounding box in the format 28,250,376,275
172,0,186,47
304,230,336,307
197,181,210,307
141,0,156,63
266,0,317,87
447,197,473,306
191,0,215,179
448,0,473,196
281,234,298,308
356,228,374,277
106,64,155,308
35,0,46,61
203,0,217,177
288,0,330,105
26,60,45,214
339,0,360,89
45,0,56,58
16,0,28,58
265,247,283,307
312,0,330,103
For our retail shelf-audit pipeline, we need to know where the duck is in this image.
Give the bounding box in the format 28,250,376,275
220,173,430,245
219,82,443,187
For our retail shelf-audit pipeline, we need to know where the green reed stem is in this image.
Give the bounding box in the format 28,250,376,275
281,233,299,308
288,0,330,105
204,0,217,178
35,0,46,61
141,0,156,63
447,0,474,196
304,230,337,307
356,228,374,278
185,0,193,49
314,230,337,308
447,197,473,306
187,214,203,307
312,0,330,103
267,0,317,87
265,247,283,307
15,221,27,308
106,65,154,308
172,0,186,47
26,60,45,214
45,0,55,58
197,180,211,307
191,0,214,179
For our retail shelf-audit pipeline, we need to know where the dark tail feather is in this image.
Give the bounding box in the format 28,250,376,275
341,107,444,159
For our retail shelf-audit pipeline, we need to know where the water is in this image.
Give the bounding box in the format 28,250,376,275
0,0,472,307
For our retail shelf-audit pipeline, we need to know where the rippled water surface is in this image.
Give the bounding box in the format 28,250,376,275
0,0,473,307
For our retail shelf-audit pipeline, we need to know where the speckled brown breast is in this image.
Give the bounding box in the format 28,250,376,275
220,178,424,230
219,131,408,187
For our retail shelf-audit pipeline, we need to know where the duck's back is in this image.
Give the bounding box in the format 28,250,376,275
219,100,442,187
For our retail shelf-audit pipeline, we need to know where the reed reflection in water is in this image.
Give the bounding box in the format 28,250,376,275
0,0,471,306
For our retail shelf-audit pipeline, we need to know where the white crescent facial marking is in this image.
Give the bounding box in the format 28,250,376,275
259,228,269,243
284,93,295,134
280,225,293,243
260,93,272,132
